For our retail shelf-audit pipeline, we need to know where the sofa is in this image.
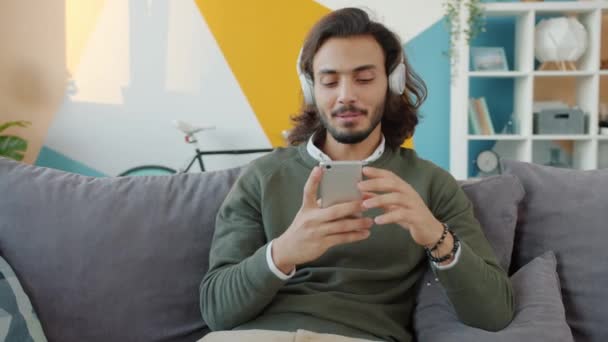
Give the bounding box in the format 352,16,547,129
0,156,607,342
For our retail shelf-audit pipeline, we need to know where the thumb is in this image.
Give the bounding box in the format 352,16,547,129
302,166,322,208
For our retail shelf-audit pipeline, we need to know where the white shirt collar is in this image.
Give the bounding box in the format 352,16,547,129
306,133,386,164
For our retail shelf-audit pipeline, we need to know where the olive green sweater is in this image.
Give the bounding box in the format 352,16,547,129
200,144,513,342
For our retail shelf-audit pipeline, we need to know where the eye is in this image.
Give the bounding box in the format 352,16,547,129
321,82,337,88
358,78,374,83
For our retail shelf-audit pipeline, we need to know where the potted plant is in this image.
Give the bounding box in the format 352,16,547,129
444,0,485,79
0,120,31,161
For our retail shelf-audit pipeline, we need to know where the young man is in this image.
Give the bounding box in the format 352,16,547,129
200,8,513,342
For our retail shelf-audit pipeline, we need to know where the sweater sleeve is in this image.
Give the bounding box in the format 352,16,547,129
200,167,286,331
428,167,514,331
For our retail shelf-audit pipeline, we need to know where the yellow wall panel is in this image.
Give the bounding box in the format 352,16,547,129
194,0,328,147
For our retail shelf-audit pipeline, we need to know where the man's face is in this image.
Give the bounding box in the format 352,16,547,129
312,35,388,144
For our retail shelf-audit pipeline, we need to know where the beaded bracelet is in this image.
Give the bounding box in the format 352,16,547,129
427,223,449,252
425,225,460,263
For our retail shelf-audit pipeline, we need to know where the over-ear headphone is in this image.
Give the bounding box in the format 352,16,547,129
296,48,406,105
296,48,316,106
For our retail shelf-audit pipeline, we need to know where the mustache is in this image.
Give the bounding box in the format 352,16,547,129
331,105,367,117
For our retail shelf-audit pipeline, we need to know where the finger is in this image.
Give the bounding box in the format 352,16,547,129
317,200,364,222
361,191,377,201
318,217,374,236
361,167,415,194
374,208,411,226
358,178,407,194
302,167,323,208
362,166,397,180
359,192,378,211
322,230,371,249
362,192,410,210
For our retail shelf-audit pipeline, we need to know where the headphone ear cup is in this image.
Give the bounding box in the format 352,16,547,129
299,74,315,105
296,47,315,105
388,62,406,95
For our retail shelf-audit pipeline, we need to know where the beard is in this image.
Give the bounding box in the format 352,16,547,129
318,104,384,144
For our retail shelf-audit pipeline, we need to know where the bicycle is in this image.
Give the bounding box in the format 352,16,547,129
119,120,274,176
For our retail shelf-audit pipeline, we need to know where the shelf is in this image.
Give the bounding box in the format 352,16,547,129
531,135,592,141
482,1,604,16
469,135,595,141
534,70,596,77
451,1,607,179
468,71,598,78
467,135,526,141
534,1,602,14
468,71,528,78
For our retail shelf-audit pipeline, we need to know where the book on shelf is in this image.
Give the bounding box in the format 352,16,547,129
468,101,481,135
468,97,495,135
479,98,495,135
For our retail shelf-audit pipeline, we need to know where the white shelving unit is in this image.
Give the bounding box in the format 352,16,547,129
450,1,608,179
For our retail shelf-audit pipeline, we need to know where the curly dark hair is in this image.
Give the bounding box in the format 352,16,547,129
288,8,427,149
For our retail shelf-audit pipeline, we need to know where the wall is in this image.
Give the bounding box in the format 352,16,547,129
1,0,452,176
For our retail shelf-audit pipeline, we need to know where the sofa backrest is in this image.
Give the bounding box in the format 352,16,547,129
5,156,606,342
0,157,242,342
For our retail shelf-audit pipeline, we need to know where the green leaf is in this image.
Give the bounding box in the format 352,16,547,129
0,135,28,161
0,120,31,134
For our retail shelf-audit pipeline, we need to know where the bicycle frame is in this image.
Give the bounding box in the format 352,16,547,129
179,147,274,172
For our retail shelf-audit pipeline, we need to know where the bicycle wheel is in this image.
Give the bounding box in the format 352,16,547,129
119,165,177,176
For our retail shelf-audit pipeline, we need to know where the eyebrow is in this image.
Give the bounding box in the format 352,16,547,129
318,64,378,75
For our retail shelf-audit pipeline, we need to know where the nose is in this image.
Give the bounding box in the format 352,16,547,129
337,79,356,105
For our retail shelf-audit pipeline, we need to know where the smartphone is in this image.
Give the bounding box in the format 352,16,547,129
319,160,364,208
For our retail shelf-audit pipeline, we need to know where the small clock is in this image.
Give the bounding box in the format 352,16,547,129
475,150,501,177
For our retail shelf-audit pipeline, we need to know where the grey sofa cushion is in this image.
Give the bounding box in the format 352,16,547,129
414,251,573,342
0,157,242,342
458,175,525,271
501,159,608,342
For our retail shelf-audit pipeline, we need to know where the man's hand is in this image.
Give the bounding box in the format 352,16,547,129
357,166,447,250
272,167,374,274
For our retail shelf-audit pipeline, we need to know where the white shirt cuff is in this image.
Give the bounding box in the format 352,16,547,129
266,240,296,280
432,242,461,270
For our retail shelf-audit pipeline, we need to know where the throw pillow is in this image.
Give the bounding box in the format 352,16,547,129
0,255,47,341
457,174,525,271
414,251,573,342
